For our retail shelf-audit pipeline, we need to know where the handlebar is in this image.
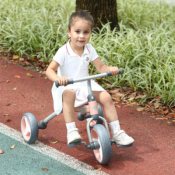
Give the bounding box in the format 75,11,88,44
55,68,123,88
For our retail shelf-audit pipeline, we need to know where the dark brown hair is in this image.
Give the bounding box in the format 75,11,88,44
68,10,94,30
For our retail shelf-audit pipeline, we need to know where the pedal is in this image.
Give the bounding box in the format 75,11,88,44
68,141,82,148
110,139,117,145
119,143,133,148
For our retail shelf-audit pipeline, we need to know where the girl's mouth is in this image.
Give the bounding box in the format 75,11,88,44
78,41,85,43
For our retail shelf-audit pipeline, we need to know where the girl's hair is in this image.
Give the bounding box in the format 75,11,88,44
68,10,94,30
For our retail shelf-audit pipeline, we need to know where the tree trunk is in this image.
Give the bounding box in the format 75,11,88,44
76,0,119,31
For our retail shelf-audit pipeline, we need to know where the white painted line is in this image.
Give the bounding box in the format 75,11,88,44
0,122,108,175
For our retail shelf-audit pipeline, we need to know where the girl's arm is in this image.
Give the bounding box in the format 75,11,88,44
92,58,119,76
46,60,68,85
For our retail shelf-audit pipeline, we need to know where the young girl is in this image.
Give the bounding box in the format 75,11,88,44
46,10,134,146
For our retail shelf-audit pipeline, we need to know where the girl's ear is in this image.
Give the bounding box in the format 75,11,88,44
67,29,71,38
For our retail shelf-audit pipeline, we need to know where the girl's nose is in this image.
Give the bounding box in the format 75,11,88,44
80,33,84,38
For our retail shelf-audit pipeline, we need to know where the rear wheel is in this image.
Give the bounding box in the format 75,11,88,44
91,124,112,164
20,113,38,144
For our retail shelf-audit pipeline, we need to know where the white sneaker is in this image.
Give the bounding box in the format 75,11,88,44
67,128,82,144
112,130,134,146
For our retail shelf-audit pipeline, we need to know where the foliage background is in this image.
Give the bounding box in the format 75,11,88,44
0,0,175,107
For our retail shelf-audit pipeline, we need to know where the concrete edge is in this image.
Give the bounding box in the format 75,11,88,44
0,122,108,175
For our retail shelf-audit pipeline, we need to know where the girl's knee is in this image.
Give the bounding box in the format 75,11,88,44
63,89,75,102
101,91,113,105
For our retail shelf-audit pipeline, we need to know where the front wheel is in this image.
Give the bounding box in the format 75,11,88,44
20,113,38,144
91,124,112,164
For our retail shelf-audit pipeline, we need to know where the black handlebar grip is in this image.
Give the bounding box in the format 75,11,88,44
55,79,74,88
106,68,123,77
106,71,112,76
55,80,60,88
119,68,123,74
68,79,74,84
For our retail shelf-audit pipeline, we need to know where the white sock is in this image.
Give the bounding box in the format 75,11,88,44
66,122,76,131
109,120,120,134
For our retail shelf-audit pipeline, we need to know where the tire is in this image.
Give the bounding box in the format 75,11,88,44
20,113,38,144
91,124,112,164
96,104,103,125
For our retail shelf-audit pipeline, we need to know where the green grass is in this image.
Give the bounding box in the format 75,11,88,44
0,0,175,107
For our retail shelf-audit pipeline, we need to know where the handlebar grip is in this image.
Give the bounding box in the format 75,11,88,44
106,68,123,77
55,80,60,88
55,79,74,88
106,71,112,76
119,68,123,74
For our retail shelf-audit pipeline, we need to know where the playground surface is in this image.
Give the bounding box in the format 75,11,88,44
0,57,175,175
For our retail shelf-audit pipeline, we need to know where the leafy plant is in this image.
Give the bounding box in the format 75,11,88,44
0,0,175,106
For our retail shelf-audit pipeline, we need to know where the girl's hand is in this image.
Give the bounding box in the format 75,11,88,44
57,76,68,86
108,67,119,76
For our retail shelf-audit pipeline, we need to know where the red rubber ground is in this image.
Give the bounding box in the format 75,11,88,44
0,58,175,175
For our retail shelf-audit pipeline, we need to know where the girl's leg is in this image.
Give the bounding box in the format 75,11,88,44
62,89,76,123
92,91,120,132
93,91,134,145
62,89,82,144
87,91,117,127
92,91,118,123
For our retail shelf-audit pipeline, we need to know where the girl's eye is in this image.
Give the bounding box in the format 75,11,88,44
84,31,89,34
75,31,80,33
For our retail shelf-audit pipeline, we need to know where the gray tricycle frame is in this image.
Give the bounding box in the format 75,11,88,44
38,69,123,147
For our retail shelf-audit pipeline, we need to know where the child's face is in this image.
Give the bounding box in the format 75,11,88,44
67,18,91,49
